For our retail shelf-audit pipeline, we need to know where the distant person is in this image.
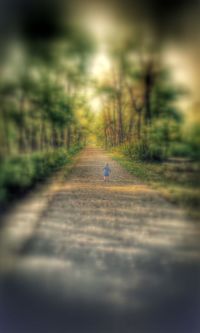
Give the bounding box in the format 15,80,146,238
103,163,111,182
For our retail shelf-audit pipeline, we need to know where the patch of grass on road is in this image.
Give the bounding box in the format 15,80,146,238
110,148,200,221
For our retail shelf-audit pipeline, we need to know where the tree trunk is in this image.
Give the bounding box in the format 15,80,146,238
67,126,71,149
1,108,10,156
112,99,117,146
52,124,58,148
18,95,26,153
137,110,142,140
144,62,154,125
117,91,124,144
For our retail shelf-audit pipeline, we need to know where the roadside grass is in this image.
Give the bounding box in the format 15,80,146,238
110,148,200,221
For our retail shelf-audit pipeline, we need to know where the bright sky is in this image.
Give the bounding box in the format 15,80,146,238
90,48,111,79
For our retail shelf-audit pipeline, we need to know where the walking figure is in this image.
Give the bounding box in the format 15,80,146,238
103,163,111,182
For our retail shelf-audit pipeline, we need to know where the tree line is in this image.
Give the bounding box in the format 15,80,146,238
96,41,184,160
0,33,94,159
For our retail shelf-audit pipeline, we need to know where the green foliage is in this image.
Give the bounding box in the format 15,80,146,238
119,118,200,162
170,124,200,160
121,118,180,162
0,25,95,159
169,142,192,158
151,80,185,122
122,140,166,162
0,145,82,206
186,124,200,160
97,85,117,100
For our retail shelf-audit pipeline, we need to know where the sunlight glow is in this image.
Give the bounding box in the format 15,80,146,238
88,47,112,113
165,48,192,85
164,47,193,112
90,48,111,79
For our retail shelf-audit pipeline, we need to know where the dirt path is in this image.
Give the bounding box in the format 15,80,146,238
1,147,200,333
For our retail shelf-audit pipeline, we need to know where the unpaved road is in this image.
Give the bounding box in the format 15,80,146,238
1,147,200,333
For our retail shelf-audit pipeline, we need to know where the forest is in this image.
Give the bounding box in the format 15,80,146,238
0,0,199,214
0,29,95,205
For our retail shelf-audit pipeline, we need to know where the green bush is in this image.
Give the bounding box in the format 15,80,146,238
186,125,200,160
121,141,166,162
0,145,82,206
169,140,200,161
169,142,192,158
